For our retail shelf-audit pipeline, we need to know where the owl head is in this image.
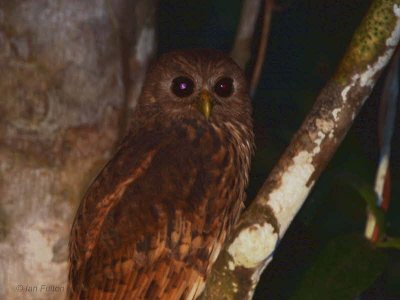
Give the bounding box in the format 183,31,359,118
137,49,252,128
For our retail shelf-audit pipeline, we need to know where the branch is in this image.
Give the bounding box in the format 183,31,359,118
231,0,275,96
203,1,400,299
249,0,274,97
231,0,263,69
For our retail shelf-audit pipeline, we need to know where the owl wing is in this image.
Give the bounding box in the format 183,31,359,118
69,123,231,300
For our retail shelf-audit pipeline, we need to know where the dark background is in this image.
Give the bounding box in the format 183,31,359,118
157,1,400,299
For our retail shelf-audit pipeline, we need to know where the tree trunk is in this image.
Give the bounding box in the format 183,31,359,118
0,1,156,299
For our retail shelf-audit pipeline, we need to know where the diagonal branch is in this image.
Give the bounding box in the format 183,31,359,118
203,1,400,299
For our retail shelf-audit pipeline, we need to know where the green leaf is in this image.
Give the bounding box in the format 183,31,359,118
291,234,388,300
377,237,400,250
340,175,386,237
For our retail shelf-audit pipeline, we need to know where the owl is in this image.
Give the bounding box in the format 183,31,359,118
68,49,254,299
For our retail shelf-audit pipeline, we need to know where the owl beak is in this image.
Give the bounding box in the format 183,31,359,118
197,90,214,119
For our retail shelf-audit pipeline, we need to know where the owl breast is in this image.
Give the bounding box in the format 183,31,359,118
69,107,252,300
118,117,250,266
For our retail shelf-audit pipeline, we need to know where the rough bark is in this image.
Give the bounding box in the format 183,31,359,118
202,1,400,299
0,1,156,299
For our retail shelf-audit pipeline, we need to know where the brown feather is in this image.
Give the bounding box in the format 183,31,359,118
68,49,254,300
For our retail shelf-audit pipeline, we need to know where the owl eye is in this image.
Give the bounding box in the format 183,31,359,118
214,77,234,97
171,76,195,97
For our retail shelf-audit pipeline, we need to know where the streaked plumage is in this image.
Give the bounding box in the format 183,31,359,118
68,49,254,299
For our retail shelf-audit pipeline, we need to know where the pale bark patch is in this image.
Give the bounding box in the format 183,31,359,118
227,223,277,269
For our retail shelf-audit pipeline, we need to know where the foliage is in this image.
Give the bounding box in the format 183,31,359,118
291,235,388,300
